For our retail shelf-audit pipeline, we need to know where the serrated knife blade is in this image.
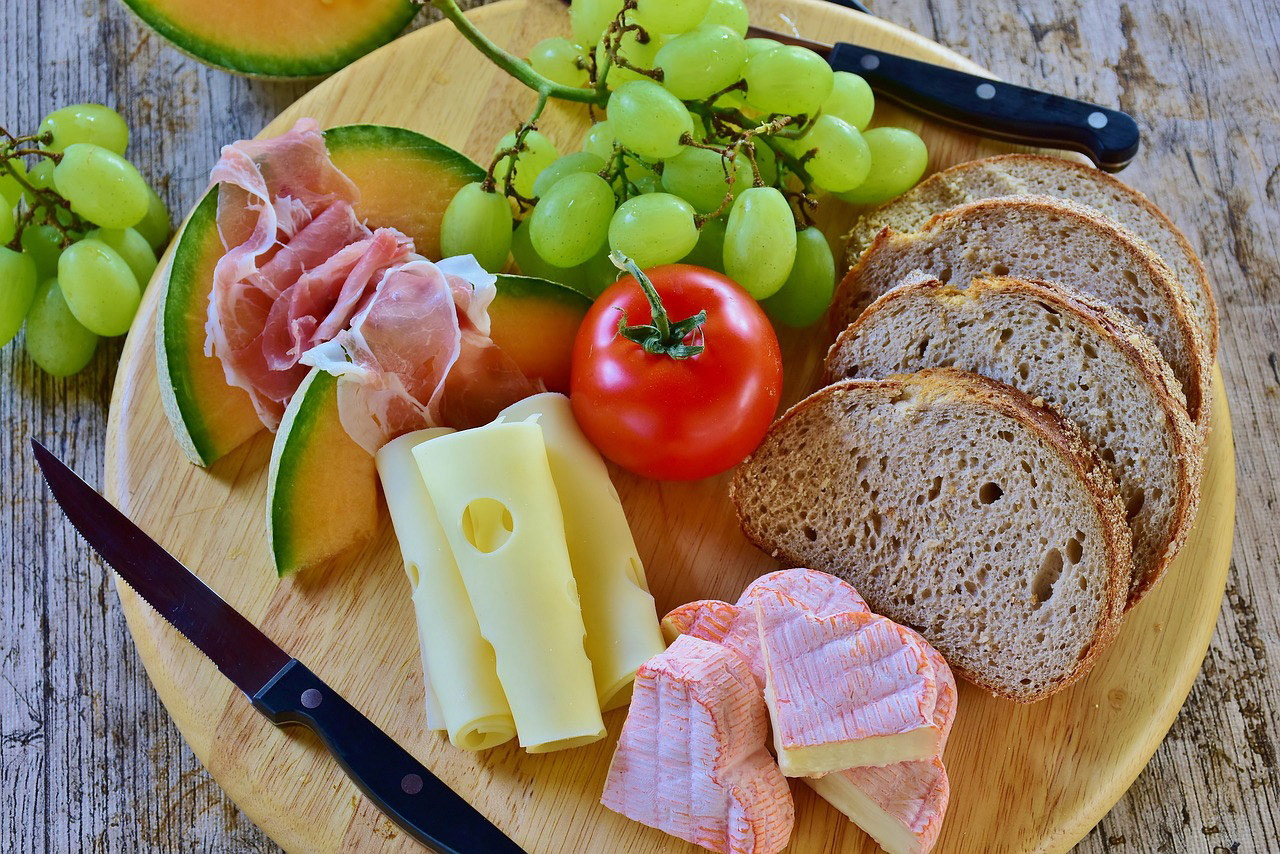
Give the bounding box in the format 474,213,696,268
31,439,524,854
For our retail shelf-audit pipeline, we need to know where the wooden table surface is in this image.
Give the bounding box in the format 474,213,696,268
1,0,1275,851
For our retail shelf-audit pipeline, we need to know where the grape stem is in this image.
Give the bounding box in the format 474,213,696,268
610,251,706,360
483,93,548,208
428,0,606,105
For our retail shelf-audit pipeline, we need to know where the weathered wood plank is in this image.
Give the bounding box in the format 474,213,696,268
1,0,1276,850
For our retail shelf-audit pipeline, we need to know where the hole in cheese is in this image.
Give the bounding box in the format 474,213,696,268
461,498,515,554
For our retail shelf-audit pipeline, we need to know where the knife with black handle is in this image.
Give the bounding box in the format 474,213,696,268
31,440,525,854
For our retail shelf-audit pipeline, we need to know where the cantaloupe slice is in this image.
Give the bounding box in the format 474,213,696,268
265,274,590,576
156,124,483,467
268,369,378,577
120,0,419,79
490,274,591,394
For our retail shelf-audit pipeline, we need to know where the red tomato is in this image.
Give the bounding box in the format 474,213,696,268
570,263,783,480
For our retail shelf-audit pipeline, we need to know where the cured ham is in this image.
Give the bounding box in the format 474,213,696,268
601,635,794,854
205,118,417,429
755,587,945,776
301,256,538,453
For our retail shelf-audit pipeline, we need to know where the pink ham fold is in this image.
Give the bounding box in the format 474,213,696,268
301,256,538,454
601,635,794,854
205,119,414,429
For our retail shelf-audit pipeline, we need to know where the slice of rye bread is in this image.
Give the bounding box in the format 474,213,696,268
831,195,1213,433
824,274,1203,609
730,368,1132,703
843,154,1218,358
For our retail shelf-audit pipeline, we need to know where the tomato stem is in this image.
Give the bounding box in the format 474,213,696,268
610,251,707,360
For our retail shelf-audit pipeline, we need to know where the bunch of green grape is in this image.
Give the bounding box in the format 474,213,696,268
441,0,928,327
0,104,170,376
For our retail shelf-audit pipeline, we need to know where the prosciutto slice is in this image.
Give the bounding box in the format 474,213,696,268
205,119,413,429
301,256,539,454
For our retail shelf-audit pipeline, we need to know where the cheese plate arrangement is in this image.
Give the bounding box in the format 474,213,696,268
94,0,1234,851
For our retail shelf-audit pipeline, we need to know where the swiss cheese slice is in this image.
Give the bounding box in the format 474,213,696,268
375,430,515,751
500,393,665,711
601,635,794,854
413,421,606,753
755,588,944,776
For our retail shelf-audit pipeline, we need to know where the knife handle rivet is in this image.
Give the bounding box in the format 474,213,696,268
859,54,879,71
401,773,424,795
1088,111,1109,129
301,688,322,709
976,82,996,100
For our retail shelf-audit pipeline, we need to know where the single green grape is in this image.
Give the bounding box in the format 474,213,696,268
570,0,618,49
134,185,171,250
761,226,835,326
823,71,875,131
24,278,99,375
631,173,663,194
570,245,622,298
596,29,665,88
795,115,871,193
85,227,158,289
530,37,589,87
660,146,746,213
0,159,27,209
0,203,14,245
836,127,929,204
440,183,514,272
0,247,38,347
698,0,749,37
743,45,833,116
39,104,130,155
53,144,149,229
511,217,585,292
608,80,695,160
680,215,727,271
492,130,559,199
723,186,796,298
56,238,141,336
608,193,698,269
582,121,617,161
530,172,615,267
655,25,746,100
745,37,779,57
635,0,712,35
20,225,63,279
23,159,56,206
533,152,607,198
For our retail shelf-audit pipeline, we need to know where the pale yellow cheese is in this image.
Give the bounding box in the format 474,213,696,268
375,430,515,752
413,422,606,753
499,393,666,711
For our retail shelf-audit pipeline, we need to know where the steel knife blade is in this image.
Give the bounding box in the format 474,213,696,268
31,439,524,854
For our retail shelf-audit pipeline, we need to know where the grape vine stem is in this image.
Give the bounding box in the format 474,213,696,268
428,0,607,106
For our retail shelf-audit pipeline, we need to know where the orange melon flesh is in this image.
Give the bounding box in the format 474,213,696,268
268,369,378,576
489,275,591,394
155,189,262,466
157,124,483,467
121,0,418,78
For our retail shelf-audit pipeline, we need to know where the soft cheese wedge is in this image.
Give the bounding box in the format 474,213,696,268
755,587,944,776
602,635,794,854
808,757,950,854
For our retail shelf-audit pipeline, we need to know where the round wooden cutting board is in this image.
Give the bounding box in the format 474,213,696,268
103,0,1236,851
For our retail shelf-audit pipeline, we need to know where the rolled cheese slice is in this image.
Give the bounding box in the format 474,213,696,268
413,421,606,753
500,393,666,711
375,430,515,751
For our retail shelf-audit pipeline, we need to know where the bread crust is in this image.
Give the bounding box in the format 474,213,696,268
843,153,1218,358
831,194,1214,436
823,275,1204,609
730,368,1133,703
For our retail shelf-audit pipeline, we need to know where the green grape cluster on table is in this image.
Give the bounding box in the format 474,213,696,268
0,104,170,376
440,0,931,328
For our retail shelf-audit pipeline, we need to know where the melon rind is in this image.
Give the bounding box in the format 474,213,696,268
119,0,419,79
267,368,378,577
